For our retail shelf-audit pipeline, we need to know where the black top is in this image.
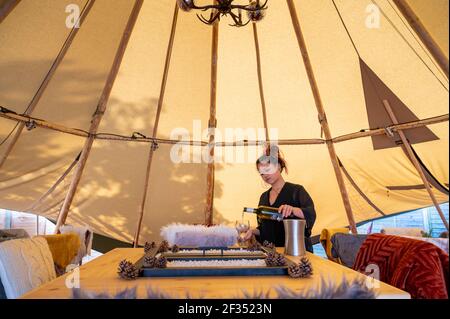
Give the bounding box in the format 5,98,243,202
256,182,316,253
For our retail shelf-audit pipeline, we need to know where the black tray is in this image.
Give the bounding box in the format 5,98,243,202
137,246,293,278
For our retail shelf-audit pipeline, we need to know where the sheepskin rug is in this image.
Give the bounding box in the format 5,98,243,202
160,223,238,247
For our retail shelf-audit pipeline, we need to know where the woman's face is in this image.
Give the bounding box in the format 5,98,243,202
258,162,281,185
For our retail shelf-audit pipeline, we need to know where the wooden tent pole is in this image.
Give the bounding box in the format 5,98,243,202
252,23,269,140
287,0,357,233
392,0,449,79
0,110,206,145
332,114,448,143
55,0,144,233
0,0,20,24
0,0,95,170
204,19,219,226
382,100,449,230
2,110,447,146
132,5,179,247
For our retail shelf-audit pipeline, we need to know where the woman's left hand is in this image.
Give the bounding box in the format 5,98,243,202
278,205,304,219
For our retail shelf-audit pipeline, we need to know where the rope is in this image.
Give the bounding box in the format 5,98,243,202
27,151,82,212
370,0,449,92
0,0,95,146
332,0,448,92
386,0,449,82
331,0,361,58
0,122,19,146
339,157,386,216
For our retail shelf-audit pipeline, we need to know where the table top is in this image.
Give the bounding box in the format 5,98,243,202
22,248,410,299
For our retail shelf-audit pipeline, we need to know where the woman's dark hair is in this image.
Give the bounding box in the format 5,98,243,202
256,144,288,174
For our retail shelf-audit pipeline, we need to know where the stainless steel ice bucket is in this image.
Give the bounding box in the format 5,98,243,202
283,219,306,256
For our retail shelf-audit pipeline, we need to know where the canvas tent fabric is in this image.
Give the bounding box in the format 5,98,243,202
0,0,448,245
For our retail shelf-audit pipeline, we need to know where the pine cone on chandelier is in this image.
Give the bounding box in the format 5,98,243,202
176,0,194,12
144,241,156,254
288,257,313,278
143,255,157,268
118,260,139,280
247,1,265,22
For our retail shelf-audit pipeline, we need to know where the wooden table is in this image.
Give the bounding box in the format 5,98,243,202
22,248,410,299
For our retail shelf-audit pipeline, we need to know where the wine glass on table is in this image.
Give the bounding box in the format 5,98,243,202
235,219,250,248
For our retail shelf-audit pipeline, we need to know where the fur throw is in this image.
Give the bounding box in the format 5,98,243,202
72,277,376,299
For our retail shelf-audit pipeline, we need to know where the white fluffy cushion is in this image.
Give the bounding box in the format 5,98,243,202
160,223,238,247
0,237,56,299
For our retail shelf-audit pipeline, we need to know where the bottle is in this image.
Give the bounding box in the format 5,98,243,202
243,206,283,221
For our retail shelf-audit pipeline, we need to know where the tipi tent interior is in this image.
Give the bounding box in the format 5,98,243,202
0,0,448,300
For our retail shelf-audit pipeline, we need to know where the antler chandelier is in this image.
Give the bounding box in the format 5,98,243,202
176,0,268,27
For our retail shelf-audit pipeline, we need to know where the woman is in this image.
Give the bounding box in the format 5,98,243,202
244,145,316,252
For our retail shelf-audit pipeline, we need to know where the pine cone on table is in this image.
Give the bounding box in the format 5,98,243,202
155,257,167,268
143,255,157,268
265,251,277,266
262,240,275,250
247,239,261,251
157,240,170,253
275,253,287,266
118,259,139,280
288,257,313,278
171,244,180,253
144,241,156,254
266,251,287,267
298,257,313,277
288,263,303,278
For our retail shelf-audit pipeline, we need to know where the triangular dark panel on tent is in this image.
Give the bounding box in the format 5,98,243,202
359,58,439,150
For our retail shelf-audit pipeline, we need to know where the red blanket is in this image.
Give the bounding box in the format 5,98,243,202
353,234,449,299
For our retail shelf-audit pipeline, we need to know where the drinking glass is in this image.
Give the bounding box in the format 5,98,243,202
235,220,250,247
